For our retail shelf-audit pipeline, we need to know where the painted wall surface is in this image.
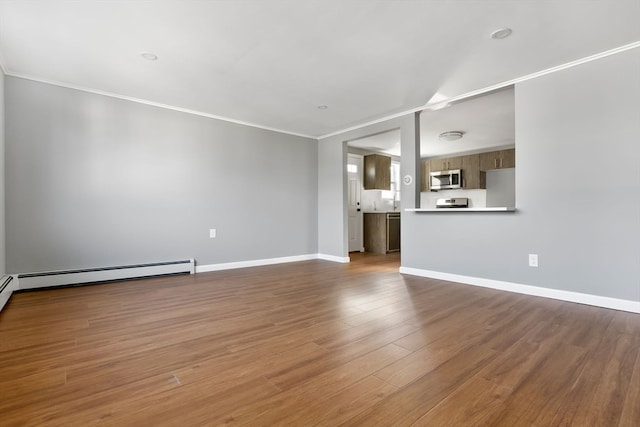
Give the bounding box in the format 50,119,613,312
0,69,5,275
403,48,640,301
5,77,318,273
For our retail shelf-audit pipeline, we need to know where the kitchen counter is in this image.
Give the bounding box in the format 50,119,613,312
362,211,401,214
406,207,516,212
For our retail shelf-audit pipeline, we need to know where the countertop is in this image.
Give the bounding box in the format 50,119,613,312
363,211,401,214
405,207,516,212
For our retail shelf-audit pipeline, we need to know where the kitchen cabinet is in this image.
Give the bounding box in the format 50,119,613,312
420,159,430,192
430,156,462,172
480,149,515,171
462,154,486,190
422,148,515,192
364,212,400,254
364,154,391,190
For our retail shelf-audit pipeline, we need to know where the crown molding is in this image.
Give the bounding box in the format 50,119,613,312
3,71,317,140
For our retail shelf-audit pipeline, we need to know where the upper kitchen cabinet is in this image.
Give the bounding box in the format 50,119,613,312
364,154,391,190
462,154,484,189
479,149,515,171
430,156,462,172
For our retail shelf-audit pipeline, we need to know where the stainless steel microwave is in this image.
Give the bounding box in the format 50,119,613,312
429,169,462,190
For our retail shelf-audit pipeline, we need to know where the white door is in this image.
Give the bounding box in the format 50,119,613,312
347,154,363,252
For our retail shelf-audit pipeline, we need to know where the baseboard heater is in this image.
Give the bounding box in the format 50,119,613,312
0,275,15,311
17,259,195,291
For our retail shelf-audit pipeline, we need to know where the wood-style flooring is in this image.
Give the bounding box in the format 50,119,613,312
0,252,639,426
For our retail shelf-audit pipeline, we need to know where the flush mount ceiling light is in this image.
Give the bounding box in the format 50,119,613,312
140,51,158,61
317,105,328,110
490,28,512,40
439,131,464,141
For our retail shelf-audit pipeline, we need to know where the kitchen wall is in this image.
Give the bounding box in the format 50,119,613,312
5,77,318,273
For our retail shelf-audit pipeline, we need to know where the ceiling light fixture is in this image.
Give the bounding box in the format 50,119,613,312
490,28,512,40
140,52,158,61
317,105,328,110
439,131,464,142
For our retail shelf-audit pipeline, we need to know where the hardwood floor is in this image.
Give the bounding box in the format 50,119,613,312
1,253,639,426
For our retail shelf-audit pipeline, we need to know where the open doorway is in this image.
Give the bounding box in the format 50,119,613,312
347,153,363,252
347,129,401,255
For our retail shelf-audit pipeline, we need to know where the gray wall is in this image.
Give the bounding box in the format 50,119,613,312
5,77,318,273
0,69,5,275
402,48,640,301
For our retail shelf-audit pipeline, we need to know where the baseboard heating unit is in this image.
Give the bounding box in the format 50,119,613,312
17,259,195,291
0,275,15,311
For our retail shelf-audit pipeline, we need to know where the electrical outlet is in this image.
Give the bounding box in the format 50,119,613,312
209,229,216,238
529,254,538,267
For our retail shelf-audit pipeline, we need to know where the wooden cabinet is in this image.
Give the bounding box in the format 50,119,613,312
420,159,430,192
364,213,400,254
430,156,462,172
364,154,391,190
462,154,486,190
480,149,515,171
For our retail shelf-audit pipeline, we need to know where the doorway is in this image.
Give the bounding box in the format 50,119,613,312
347,154,363,252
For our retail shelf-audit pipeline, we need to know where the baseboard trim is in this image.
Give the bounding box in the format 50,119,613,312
399,266,640,314
317,254,351,263
195,254,314,273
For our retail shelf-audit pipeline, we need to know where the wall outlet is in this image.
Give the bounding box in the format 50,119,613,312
528,253,538,267
209,229,216,238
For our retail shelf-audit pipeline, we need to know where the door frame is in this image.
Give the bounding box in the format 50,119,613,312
347,153,364,252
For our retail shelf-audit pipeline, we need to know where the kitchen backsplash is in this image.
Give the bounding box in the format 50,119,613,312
361,190,398,211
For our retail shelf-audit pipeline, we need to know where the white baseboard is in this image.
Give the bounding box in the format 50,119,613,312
399,266,640,314
196,253,350,273
317,254,351,263
196,254,312,273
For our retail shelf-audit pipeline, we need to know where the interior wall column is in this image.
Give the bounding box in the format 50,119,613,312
399,112,421,209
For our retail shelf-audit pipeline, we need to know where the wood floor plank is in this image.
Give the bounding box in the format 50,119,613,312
413,376,511,426
341,342,498,426
619,348,640,427
0,252,638,426
550,331,640,426
212,343,410,426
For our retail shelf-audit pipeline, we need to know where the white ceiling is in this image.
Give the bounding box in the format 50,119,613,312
0,1,639,138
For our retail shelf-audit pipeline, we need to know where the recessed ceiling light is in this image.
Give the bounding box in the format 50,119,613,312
317,105,328,110
140,52,158,61
490,28,512,40
439,131,464,142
